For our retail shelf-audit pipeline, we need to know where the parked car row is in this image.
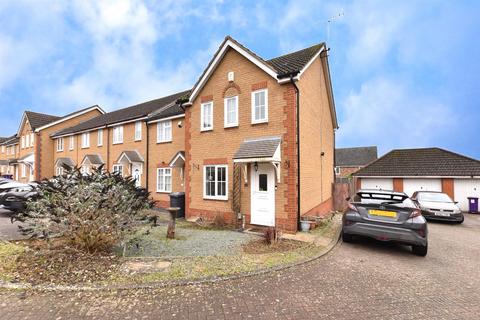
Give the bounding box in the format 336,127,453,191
342,189,464,257
0,178,37,213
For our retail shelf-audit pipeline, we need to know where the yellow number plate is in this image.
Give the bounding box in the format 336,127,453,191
369,210,397,218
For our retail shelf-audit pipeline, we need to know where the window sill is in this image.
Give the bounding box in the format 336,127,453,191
203,197,228,201
134,139,142,142
156,191,172,194
81,147,89,149
156,140,172,144
224,124,238,129
251,120,268,125
112,142,123,145
200,128,213,132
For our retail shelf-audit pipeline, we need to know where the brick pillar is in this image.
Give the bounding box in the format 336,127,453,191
442,178,454,199
393,178,403,192
355,177,361,192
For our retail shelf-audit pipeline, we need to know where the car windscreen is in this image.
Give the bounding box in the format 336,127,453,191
356,192,416,208
417,192,453,202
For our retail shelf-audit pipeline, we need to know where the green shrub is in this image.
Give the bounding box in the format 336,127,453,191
14,166,154,252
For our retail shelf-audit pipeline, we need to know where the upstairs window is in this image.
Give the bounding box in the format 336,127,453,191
97,129,103,146
224,96,238,128
56,138,64,152
201,101,213,131
251,89,268,124
134,121,142,141
203,165,228,200
157,120,172,143
69,136,74,150
25,134,30,148
1,146,4,153
21,136,25,149
81,133,90,148
113,126,123,144
30,133,34,147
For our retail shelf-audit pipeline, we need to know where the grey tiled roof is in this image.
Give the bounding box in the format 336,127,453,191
234,136,281,159
0,135,18,146
52,91,190,137
335,146,378,167
266,43,325,77
25,111,61,130
148,92,190,122
354,148,480,177
0,160,9,166
55,157,75,168
118,150,144,163
82,154,104,165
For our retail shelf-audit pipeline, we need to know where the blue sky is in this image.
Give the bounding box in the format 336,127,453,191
0,0,479,158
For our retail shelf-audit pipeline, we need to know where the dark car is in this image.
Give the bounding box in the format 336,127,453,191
342,189,428,256
0,184,37,213
411,191,464,223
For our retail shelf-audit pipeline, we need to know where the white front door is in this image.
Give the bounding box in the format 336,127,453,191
132,163,142,187
250,163,275,226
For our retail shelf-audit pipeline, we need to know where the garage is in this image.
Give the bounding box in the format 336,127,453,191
403,178,442,197
454,179,480,211
353,148,480,212
361,178,393,190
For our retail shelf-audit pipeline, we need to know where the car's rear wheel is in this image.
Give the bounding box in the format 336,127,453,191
342,231,353,243
412,243,428,256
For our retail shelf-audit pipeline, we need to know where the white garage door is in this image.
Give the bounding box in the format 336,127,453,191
454,179,480,212
361,178,393,191
403,179,442,197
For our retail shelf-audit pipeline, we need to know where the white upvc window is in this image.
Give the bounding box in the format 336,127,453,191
25,134,30,148
335,167,340,175
81,133,90,148
21,136,25,149
203,165,228,200
56,166,64,176
30,133,34,147
21,164,26,178
224,96,238,128
81,165,90,175
97,129,103,146
69,136,74,150
113,164,123,176
251,89,268,124
156,120,172,143
201,101,213,131
56,138,64,152
134,121,142,141
113,126,123,144
156,168,172,193
1,146,4,153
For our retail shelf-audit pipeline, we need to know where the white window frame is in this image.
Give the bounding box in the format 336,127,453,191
251,89,269,124
56,138,64,152
21,164,26,178
81,165,90,175
112,126,123,144
56,166,64,176
112,164,123,176
1,146,4,154
201,101,213,131
224,96,239,128
156,168,172,193
69,136,74,150
97,129,103,146
335,167,340,175
156,120,172,143
203,165,228,200
81,133,90,148
21,136,25,149
134,121,142,141
30,133,34,147
25,134,30,148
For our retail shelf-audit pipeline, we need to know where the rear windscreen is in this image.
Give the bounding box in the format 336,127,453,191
356,193,416,208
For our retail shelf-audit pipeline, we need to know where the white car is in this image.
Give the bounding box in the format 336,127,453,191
411,191,464,224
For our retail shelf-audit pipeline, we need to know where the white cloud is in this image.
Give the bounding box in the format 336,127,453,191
337,76,457,153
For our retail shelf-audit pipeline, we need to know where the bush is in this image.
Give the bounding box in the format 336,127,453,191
14,166,154,253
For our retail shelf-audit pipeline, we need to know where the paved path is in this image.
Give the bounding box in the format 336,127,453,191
0,209,24,240
1,214,480,319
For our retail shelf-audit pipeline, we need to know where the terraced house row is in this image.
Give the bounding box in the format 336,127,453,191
0,36,338,233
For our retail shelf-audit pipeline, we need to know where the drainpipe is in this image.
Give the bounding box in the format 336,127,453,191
145,119,149,191
106,126,110,171
284,72,301,231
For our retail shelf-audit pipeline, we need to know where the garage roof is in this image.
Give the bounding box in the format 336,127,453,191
354,148,480,177
335,146,378,167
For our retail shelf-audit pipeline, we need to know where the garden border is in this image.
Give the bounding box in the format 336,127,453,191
0,215,342,292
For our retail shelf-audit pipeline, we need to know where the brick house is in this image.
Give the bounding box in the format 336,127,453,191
50,91,189,205
334,146,377,179
1,107,104,183
0,136,19,178
183,36,338,233
353,148,480,212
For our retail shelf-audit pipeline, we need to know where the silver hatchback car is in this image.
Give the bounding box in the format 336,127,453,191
342,189,428,256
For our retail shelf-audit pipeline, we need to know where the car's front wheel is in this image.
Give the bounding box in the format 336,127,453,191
342,231,353,243
412,243,428,256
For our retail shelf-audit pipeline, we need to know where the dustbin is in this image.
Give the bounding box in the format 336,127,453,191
169,192,185,218
468,197,478,214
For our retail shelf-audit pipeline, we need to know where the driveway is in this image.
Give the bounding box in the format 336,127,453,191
0,209,24,240
1,214,480,319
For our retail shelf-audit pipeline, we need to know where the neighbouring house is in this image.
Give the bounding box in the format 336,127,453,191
0,136,19,178
50,91,189,205
183,36,338,233
335,146,377,179
9,107,105,183
353,147,480,211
